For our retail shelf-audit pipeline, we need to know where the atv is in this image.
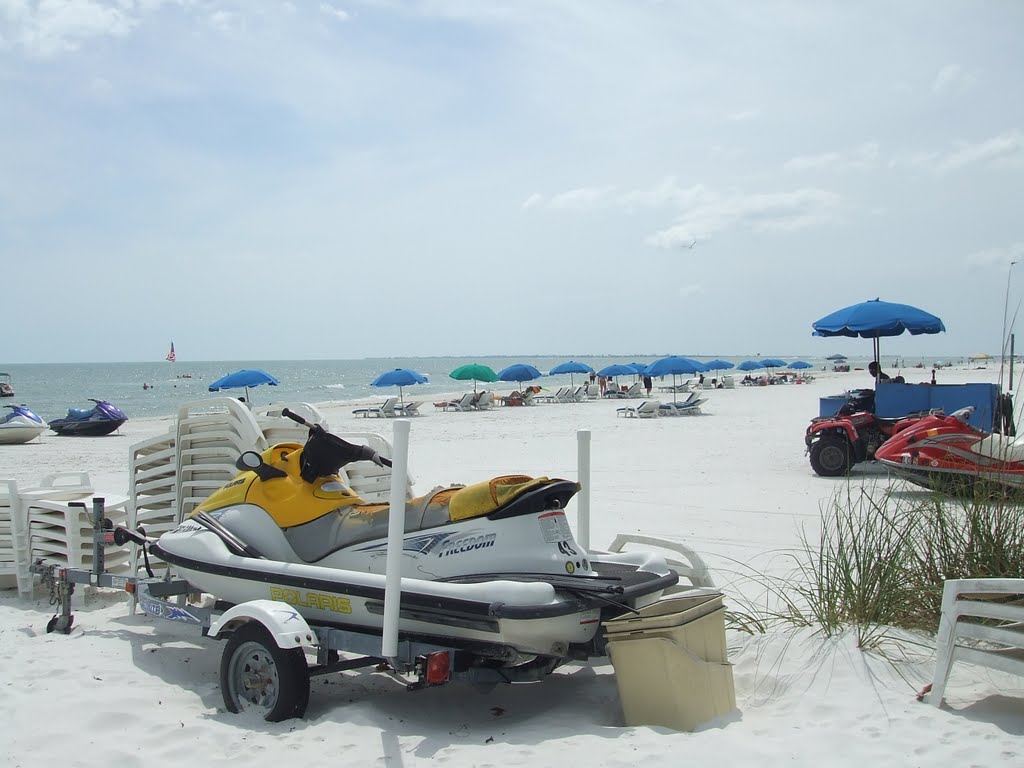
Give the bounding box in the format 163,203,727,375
804,389,923,477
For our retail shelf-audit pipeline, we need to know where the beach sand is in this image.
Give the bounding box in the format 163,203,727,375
1,365,1021,766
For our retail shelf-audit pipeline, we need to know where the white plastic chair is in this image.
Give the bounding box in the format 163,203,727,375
929,577,1024,707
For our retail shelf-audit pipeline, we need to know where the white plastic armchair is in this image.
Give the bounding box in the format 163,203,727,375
929,578,1024,707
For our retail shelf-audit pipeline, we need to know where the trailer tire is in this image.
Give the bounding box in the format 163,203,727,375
220,622,310,722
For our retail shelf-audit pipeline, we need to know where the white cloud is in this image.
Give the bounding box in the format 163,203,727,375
547,185,617,210
646,188,840,246
784,142,879,172
679,283,703,297
932,64,975,94
965,242,1024,270
319,3,350,22
88,75,115,102
618,178,711,211
933,132,1024,173
207,9,238,34
1,0,137,57
520,192,543,210
726,109,759,122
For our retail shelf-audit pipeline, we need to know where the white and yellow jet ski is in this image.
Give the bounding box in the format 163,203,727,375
155,410,679,665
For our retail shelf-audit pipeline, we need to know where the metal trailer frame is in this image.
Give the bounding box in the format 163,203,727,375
29,498,563,720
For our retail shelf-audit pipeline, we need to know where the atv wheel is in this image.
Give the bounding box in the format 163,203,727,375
220,623,310,722
810,435,852,477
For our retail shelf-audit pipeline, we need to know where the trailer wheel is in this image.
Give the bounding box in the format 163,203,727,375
220,623,309,722
809,435,852,477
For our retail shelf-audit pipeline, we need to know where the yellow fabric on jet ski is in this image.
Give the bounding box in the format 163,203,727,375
448,475,551,521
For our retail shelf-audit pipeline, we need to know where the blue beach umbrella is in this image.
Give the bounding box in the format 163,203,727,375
371,367,428,408
644,356,709,402
760,358,788,369
497,363,544,390
788,360,813,370
736,360,765,372
705,359,735,371
812,298,946,368
597,364,639,378
208,369,280,404
549,360,595,387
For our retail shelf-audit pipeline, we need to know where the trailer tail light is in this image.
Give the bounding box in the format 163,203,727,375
425,652,450,685
124,582,136,594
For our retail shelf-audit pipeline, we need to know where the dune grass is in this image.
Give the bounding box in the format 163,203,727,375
727,482,1024,650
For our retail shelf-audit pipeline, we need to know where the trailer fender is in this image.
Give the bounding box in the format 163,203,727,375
208,600,317,651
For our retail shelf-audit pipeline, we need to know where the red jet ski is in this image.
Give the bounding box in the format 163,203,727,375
875,405,1024,498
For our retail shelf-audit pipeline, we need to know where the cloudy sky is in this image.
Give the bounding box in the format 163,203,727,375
2,0,1022,363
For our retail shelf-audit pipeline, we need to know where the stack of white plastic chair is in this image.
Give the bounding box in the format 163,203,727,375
0,479,31,596
175,398,267,521
251,402,328,447
26,492,131,577
127,430,178,577
335,431,415,503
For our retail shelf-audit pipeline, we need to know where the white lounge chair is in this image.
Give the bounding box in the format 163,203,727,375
352,397,399,419
617,400,662,419
928,577,1024,708
444,393,478,412
607,382,643,399
395,401,423,416
660,392,708,416
535,387,569,404
475,391,495,410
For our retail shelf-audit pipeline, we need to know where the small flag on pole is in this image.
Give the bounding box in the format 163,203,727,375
166,342,176,363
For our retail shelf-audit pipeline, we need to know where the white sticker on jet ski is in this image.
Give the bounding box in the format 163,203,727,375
538,510,571,543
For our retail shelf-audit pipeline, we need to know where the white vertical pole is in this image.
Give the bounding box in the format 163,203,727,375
381,419,410,660
577,429,591,550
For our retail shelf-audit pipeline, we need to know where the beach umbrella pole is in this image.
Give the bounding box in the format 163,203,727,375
577,430,591,550
382,419,410,662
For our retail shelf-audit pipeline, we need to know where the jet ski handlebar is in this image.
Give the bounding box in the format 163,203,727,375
281,408,393,482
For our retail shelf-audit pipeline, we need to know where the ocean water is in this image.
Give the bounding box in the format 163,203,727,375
0,354,966,422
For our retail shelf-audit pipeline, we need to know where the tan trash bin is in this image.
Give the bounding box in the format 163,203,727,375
604,592,736,731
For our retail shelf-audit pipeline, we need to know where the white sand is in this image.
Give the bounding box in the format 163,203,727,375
1,365,1021,766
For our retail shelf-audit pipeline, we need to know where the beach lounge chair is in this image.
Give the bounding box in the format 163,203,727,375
569,386,587,402
928,577,1024,708
394,401,423,416
352,397,399,419
522,388,537,406
660,396,707,416
607,382,643,399
585,383,601,398
475,391,494,410
535,387,565,404
616,400,662,419
444,392,478,412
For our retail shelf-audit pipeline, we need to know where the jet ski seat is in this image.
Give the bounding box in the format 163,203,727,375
284,476,580,563
974,433,1024,463
67,408,93,420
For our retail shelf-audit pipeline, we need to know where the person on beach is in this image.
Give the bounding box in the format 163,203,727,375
868,361,890,382
643,374,653,396
599,375,607,395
